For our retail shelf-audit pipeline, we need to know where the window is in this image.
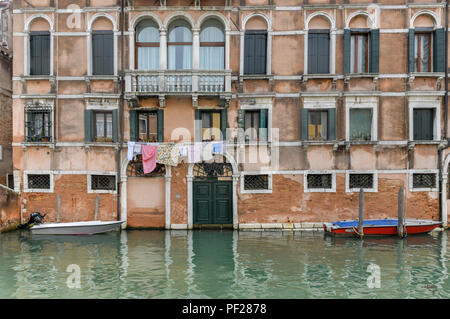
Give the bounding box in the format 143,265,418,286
413,108,434,141
351,33,369,73
200,20,224,70
308,110,328,141
92,30,114,75
349,173,373,189
94,111,113,142
129,109,163,142
307,174,332,189
136,20,159,70
7,174,14,190
28,174,50,190
349,108,372,141
413,173,436,189
30,31,50,75
91,175,116,191
308,31,329,74
244,30,267,75
25,107,52,142
168,20,192,70
201,111,221,142
414,32,432,72
243,109,268,142
244,174,269,190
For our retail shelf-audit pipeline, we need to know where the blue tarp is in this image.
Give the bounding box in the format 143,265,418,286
333,219,398,228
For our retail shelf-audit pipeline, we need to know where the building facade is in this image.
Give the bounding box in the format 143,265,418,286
10,0,450,229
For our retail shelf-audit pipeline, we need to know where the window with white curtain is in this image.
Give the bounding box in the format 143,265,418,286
415,32,432,72
168,20,192,70
136,20,160,70
200,19,224,70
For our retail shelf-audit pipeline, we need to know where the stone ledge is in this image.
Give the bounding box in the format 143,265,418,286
170,224,188,230
239,222,324,230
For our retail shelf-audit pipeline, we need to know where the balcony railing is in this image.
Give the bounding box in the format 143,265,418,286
125,70,231,95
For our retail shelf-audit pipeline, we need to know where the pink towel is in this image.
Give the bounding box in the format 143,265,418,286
142,145,158,174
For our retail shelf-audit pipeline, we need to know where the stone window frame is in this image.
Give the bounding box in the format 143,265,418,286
303,171,336,193
240,172,273,194
345,170,378,193
23,170,54,193
408,96,441,142
87,172,118,194
240,98,273,144
24,101,55,145
409,169,438,192
345,96,378,142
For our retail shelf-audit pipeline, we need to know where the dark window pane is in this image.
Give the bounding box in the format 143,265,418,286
28,174,50,189
413,108,434,141
413,173,436,189
349,174,373,189
307,174,332,189
91,175,116,190
244,175,269,190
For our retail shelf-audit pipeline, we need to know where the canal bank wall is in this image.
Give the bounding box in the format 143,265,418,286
0,184,20,233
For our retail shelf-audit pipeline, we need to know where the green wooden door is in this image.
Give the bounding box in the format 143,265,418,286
193,180,232,224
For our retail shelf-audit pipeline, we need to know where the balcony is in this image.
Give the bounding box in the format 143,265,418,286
125,70,232,107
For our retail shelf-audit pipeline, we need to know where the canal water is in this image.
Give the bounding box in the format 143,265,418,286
1,229,450,298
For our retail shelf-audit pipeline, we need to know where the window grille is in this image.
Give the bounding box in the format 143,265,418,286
193,162,233,178
413,173,436,189
349,174,373,189
244,175,269,190
28,174,50,189
307,174,332,189
25,106,52,142
91,175,116,191
127,157,166,177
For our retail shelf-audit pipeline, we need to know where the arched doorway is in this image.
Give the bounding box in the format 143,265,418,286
192,161,233,226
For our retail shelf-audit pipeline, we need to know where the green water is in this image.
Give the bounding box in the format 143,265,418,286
1,229,450,298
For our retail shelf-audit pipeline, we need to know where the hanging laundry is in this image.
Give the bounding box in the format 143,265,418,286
179,145,188,157
188,143,202,163
202,142,214,161
141,145,158,174
133,143,142,160
157,144,179,166
127,141,135,161
212,141,225,155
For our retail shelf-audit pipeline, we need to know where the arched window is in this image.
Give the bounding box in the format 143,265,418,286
168,20,192,70
91,17,114,75
29,18,51,75
307,15,331,74
200,19,224,70
244,16,268,75
135,20,160,70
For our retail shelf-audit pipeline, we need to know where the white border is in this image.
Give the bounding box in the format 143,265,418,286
409,96,441,141
23,170,54,193
345,96,378,142
345,170,378,193
304,171,336,193
409,170,439,192
87,173,117,194
240,173,273,194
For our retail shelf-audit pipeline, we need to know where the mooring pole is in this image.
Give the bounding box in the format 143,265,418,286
358,188,364,238
398,186,405,238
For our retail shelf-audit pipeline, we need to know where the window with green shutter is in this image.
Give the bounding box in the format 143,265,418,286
413,108,434,141
30,32,50,75
243,109,268,143
301,108,335,141
85,109,118,143
308,31,330,74
129,109,164,142
244,30,267,75
349,108,372,141
92,31,114,75
344,29,379,74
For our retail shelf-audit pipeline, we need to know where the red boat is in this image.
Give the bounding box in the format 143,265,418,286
323,219,442,236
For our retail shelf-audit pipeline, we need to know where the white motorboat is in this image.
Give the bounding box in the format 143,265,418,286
30,220,125,235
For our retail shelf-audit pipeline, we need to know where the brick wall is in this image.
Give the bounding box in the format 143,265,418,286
0,185,19,232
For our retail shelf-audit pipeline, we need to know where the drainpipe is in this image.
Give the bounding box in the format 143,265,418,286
116,0,125,221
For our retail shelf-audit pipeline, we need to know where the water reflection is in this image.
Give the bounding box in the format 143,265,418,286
0,229,449,298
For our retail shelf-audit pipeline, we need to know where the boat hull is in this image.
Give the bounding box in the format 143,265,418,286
323,219,442,236
30,221,124,235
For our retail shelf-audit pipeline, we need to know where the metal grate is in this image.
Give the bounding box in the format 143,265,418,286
91,175,116,191
349,174,373,189
307,174,332,189
193,163,233,178
28,174,50,189
25,108,52,142
244,175,269,190
127,156,166,177
413,173,436,189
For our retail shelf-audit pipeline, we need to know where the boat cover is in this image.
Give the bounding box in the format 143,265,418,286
332,219,399,228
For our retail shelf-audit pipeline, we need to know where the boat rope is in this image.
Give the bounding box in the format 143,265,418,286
352,226,363,238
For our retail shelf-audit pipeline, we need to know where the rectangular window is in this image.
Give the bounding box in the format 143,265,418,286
30,31,50,75
94,111,113,142
244,174,269,191
307,174,332,189
349,108,372,141
308,110,328,141
351,33,369,73
415,33,432,72
91,175,116,191
92,31,114,75
138,111,158,142
244,30,267,75
413,108,434,141
25,108,52,142
7,174,14,190
308,31,330,74
413,173,436,189
349,173,374,189
201,111,222,141
28,174,50,190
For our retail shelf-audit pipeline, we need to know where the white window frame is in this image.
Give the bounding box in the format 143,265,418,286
409,170,439,192
240,173,272,194
24,102,55,144
23,171,54,193
346,170,378,193
304,171,336,193
409,96,441,142
345,96,378,142
87,173,117,194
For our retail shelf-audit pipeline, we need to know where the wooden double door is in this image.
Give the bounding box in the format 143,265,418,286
193,179,232,225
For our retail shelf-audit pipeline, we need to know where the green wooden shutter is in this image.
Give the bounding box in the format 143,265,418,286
221,108,228,141
370,29,380,73
413,109,433,141
195,109,201,142
433,28,445,72
112,109,118,143
260,109,268,141
255,32,267,75
84,109,93,142
344,29,351,74
30,32,50,75
244,32,253,75
302,109,308,140
408,29,415,73
244,31,267,75
129,110,137,142
157,109,164,142
308,32,330,74
328,108,336,140
93,31,114,75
